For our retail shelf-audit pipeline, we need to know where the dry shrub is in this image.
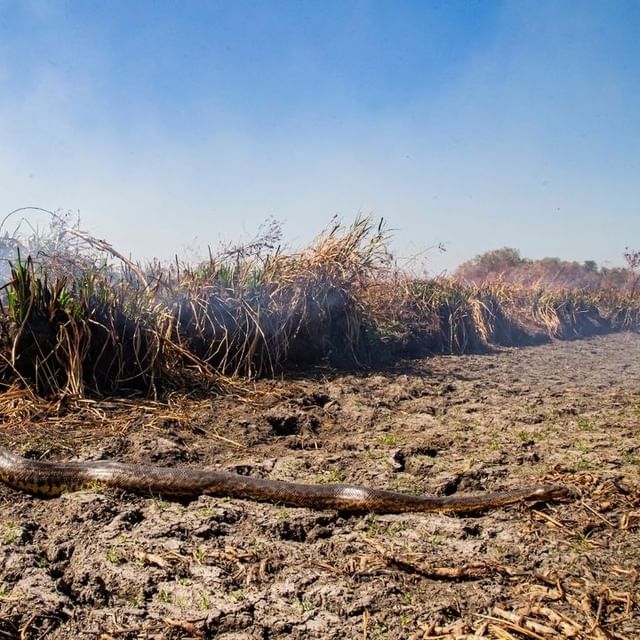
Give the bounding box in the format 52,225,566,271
166,215,390,375
0,255,162,397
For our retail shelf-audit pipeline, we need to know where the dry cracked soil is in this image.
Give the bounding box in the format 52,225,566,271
1,332,639,639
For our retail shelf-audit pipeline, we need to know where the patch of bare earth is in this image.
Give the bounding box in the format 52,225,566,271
1,332,639,639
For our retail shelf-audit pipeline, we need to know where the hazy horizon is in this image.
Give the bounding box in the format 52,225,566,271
1,1,638,274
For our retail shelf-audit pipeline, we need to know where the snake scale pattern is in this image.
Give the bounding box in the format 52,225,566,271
0,445,571,513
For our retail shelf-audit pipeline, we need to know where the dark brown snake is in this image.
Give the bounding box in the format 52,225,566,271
0,445,571,513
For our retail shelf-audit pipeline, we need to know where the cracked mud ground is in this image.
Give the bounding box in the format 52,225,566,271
1,332,639,639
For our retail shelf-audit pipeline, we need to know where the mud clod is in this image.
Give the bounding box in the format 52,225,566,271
266,414,300,436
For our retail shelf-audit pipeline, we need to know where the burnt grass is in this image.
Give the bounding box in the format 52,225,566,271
1,333,640,639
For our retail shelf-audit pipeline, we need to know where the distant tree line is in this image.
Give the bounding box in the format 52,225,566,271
454,246,639,292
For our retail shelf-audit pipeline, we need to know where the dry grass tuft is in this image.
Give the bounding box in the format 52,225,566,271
0,210,637,399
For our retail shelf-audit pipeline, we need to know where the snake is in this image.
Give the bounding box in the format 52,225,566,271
0,445,571,514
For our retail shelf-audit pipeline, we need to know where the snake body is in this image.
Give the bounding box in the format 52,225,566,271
0,445,570,513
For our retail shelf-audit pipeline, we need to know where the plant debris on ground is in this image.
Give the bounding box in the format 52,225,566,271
0,333,639,638
0,211,638,638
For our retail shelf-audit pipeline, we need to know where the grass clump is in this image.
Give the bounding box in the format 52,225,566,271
0,209,637,399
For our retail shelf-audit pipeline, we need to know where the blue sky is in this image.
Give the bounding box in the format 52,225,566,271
1,1,638,273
